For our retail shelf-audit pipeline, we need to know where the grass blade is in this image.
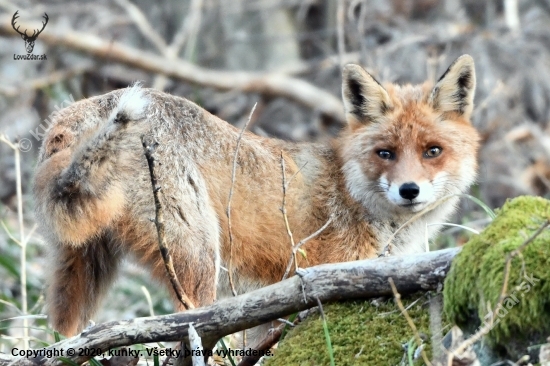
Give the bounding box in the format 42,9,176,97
57,357,80,366
219,338,236,366
460,194,496,220
279,312,297,341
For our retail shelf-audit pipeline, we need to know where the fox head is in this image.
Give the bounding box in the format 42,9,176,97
340,55,480,217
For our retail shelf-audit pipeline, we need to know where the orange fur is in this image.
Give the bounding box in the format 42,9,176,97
34,56,480,338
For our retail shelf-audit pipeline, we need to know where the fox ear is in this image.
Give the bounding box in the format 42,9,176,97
430,54,476,119
342,64,394,127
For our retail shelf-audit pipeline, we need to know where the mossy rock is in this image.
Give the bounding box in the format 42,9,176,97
444,195,550,358
266,295,446,366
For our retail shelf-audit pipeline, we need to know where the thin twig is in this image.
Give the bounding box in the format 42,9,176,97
282,215,334,280
388,277,432,366
115,0,197,90
226,103,257,297
19,221,38,347
336,0,346,68
280,152,297,275
279,157,333,281
1,220,21,246
448,219,550,364
496,219,550,305
0,299,23,315
383,194,457,256
113,0,167,53
472,80,504,117
23,224,37,247
0,135,28,350
28,293,44,314
377,296,423,317
141,137,195,310
294,216,334,253
182,0,203,61
153,0,204,90
286,161,308,188
276,318,296,327
237,315,301,366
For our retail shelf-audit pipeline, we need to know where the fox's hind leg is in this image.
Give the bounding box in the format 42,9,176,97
129,151,221,310
126,144,220,366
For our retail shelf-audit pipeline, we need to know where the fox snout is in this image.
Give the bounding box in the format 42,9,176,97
398,182,420,200
382,177,438,211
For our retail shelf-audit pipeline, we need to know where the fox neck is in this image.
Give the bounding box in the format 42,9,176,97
372,195,460,255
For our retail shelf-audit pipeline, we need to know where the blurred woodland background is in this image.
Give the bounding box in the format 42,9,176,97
1,0,550,360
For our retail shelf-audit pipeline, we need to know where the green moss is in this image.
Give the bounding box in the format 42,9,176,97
444,196,550,353
266,296,444,366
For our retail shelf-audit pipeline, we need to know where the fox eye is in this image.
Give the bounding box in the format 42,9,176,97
425,146,442,158
377,150,395,160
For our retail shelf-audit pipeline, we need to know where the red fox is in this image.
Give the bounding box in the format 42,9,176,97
33,55,479,338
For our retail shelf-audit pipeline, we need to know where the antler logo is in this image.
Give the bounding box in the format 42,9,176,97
12,10,48,54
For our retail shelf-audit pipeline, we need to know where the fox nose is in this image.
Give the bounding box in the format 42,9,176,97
399,182,420,200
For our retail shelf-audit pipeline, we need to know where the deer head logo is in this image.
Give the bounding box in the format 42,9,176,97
12,11,49,54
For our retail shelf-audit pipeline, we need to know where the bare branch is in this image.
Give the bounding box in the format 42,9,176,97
1,248,459,366
226,103,258,297
113,0,167,53
336,0,346,68
237,315,300,366
294,215,334,253
0,16,345,124
181,0,203,61
141,136,195,311
282,215,334,280
280,152,297,276
152,0,204,90
0,64,91,97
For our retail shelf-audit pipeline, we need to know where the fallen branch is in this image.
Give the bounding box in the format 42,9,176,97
1,248,459,366
0,16,345,124
0,64,92,97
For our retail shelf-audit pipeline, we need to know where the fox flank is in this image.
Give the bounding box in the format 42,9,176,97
34,55,479,340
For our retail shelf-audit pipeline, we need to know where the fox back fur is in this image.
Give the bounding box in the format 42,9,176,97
34,55,480,337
